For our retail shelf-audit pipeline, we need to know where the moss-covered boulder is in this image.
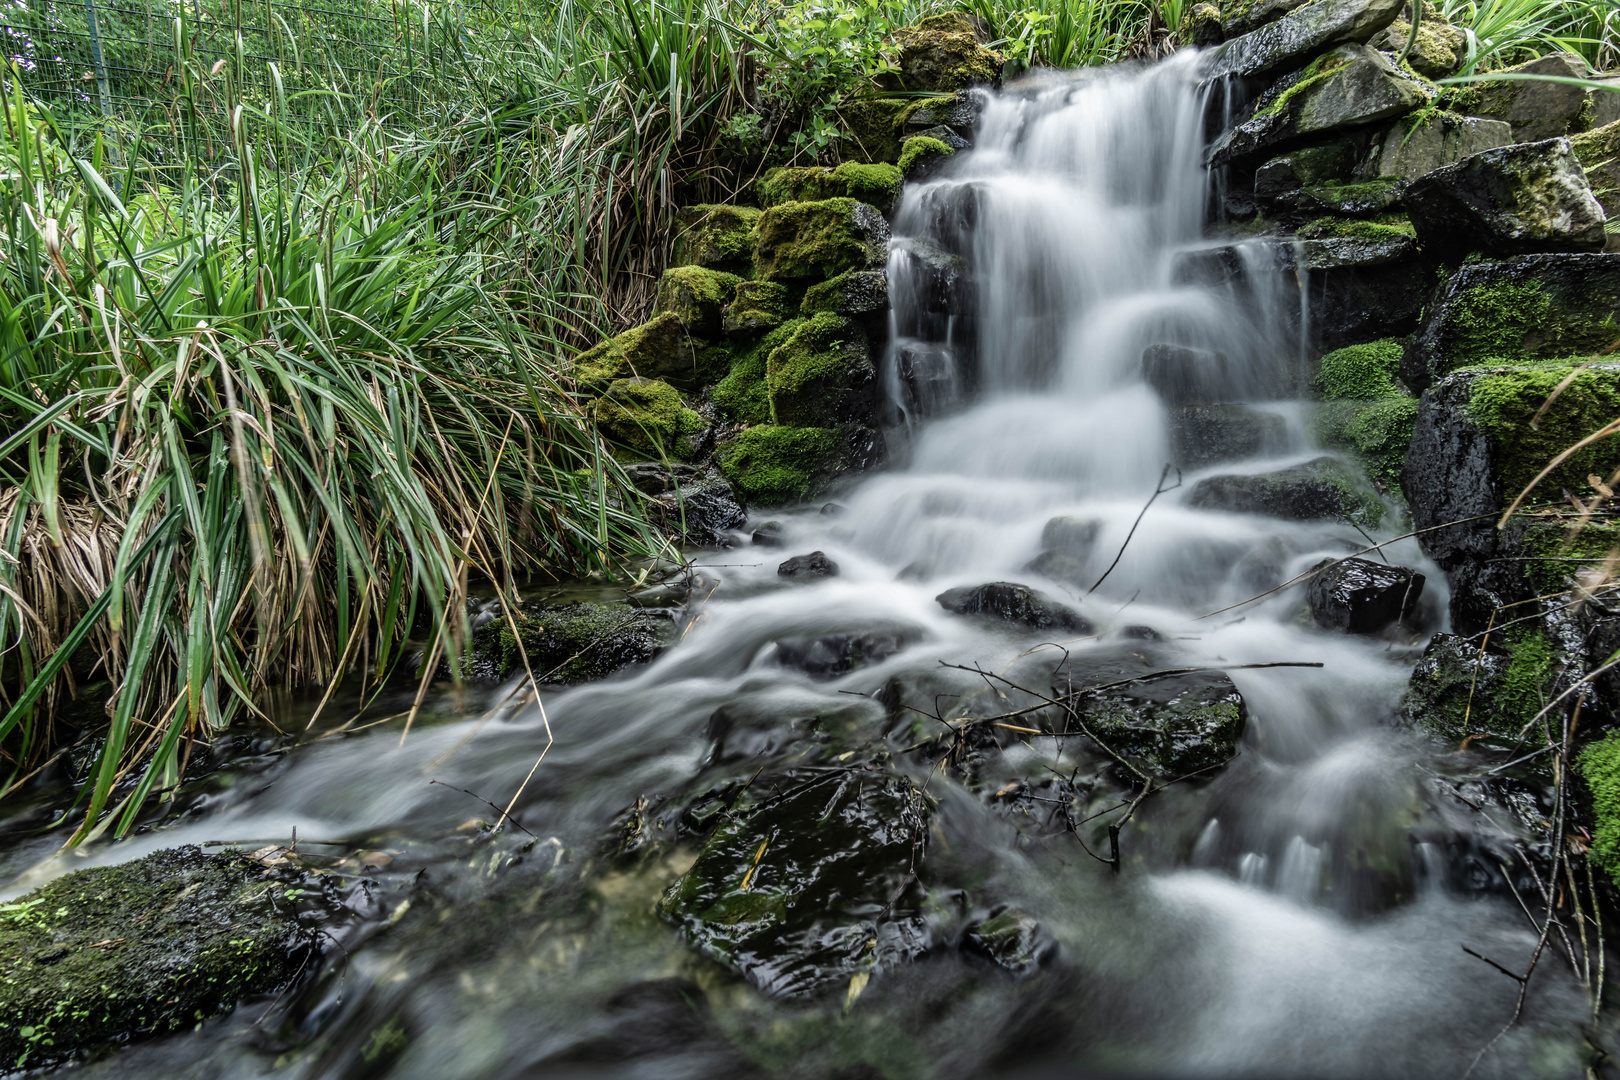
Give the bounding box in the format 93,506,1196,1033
1579,731,1620,886
839,96,915,164
1572,119,1620,221
1180,0,1224,45
1402,362,1620,631
1402,254,1620,391
899,135,955,180
1309,338,1417,486
800,270,890,319
1187,456,1386,527
657,768,929,998
574,312,700,389
1203,0,1407,80
722,279,792,340
758,162,904,214
883,14,1003,93
653,266,742,338
1402,628,1554,749
672,204,761,274
715,319,801,424
1456,52,1604,143
1208,45,1433,167
719,424,878,507
753,198,890,283
1404,137,1606,263
1365,111,1512,182
1371,13,1466,78
766,312,876,427
473,601,677,683
1274,178,1405,217
593,377,705,460
0,846,310,1070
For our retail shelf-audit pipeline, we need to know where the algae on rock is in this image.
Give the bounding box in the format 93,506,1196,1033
654,266,743,337
719,424,844,506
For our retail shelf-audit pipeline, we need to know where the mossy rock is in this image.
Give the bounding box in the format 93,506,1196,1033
1297,217,1414,245
1177,1,1224,45
837,96,915,164
799,270,890,318
718,424,849,506
1402,254,1620,392
1373,15,1465,78
1076,669,1248,777
715,319,802,424
1402,628,1554,750
1312,396,1418,487
475,601,676,684
672,204,762,274
1465,363,1620,500
574,312,696,390
654,265,742,338
898,135,954,179
766,312,875,427
1572,119,1620,220
1277,178,1406,217
883,14,1003,93
0,846,310,1070
1580,730,1620,886
593,377,705,460
1315,337,1404,399
1186,456,1387,527
722,279,792,340
753,198,891,283
758,162,904,214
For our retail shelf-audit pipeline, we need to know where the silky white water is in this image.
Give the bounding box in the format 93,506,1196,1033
3,53,1601,1080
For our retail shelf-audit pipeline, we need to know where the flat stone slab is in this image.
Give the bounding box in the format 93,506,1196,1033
1201,0,1404,80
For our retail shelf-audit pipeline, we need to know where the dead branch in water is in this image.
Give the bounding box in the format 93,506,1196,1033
1089,463,1182,595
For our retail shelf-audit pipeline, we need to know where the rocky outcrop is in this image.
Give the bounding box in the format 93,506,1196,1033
1404,138,1607,262
1307,556,1425,632
936,582,1093,632
1187,456,1386,526
1401,253,1620,392
1456,52,1620,143
0,847,312,1070
1201,0,1405,80
883,14,1004,92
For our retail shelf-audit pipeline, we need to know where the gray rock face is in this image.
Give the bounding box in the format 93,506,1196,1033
1209,45,1432,167
936,581,1093,632
1273,178,1404,215
1202,0,1405,80
1170,403,1289,468
1465,52,1603,142
1254,137,1365,198
1222,0,1314,37
1307,556,1425,632
1367,112,1513,181
1401,253,1620,392
800,269,890,320
1142,343,1239,405
1404,137,1607,262
1187,456,1385,526
1293,233,1417,269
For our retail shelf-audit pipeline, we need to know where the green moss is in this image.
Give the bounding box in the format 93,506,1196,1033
719,424,841,505
714,319,803,424
1381,17,1464,78
1580,730,1620,886
1519,521,1620,592
593,377,705,460
1403,626,1555,748
0,847,307,1070
837,96,915,164
1499,623,1556,724
753,197,886,283
1444,277,1620,369
573,311,700,389
799,270,888,317
766,312,872,426
653,265,742,336
1257,49,1354,120
1298,217,1415,242
490,602,674,684
1313,396,1418,485
888,15,1003,92
723,279,792,339
1465,363,1620,498
898,135,953,174
757,162,903,211
1293,179,1405,216
1316,338,1405,399
672,204,762,272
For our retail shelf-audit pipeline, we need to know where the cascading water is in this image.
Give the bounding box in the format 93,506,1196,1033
2,52,1605,1080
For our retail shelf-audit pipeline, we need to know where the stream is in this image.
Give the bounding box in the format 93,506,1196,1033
1,51,1607,1080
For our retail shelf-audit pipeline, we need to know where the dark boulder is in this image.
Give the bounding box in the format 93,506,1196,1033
779,551,839,578
1404,138,1606,263
1202,0,1406,79
936,582,1093,633
961,908,1053,976
1307,556,1426,633
658,768,930,998
751,521,784,547
1170,403,1288,469
773,626,920,679
1186,456,1385,527
1071,667,1248,777
0,846,312,1070
467,602,676,684
654,473,747,547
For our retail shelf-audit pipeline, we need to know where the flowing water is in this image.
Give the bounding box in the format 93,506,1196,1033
2,53,1608,1079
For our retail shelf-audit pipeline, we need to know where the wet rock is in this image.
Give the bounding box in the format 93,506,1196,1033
1293,232,1417,269
723,280,792,340
1273,178,1404,216
902,93,981,136
1071,667,1248,777
937,582,1093,633
1366,111,1512,182
773,626,920,679
1221,0,1314,37
961,908,1052,976
1142,343,1239,405
594,378,704,460
1208,45,1433,168
1122,624,1165,641
1404,138,1607,263
1024,517,1104,587
799,269,890,322
1170,403,1288,468
758,162,904,214
657,768,930,998
1574,120,1620,221
1372,13,1466,77
779,551,839,578
900,134,957,181
623,460,702,496
1401,632,1518,747
705,698,885,767
672,204,761,274
1462,52,1606,143
765,313,877,428
719,423,885,508
1307,556,1426,633
469,601,676,683
654,473,748,546
1401,253,1620,392
0,846,311,1070
1254,136,1367,198
751,521,784,547
883,14,1004,92
753,198,891,283
1202,0,1406,80
1304,255,1431,351
1186,456,1385,527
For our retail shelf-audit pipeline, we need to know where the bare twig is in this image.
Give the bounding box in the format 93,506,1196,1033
1090,463,1182,594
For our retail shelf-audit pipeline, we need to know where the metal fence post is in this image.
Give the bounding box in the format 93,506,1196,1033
82,0,113,116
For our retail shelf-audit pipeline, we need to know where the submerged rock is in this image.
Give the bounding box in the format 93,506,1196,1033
936,582,1093,633
1186,456,1385,527
658,768,930,998
470,601,676,683
1202,0,1405,80
1170,403,1288,469
1404,138,1607,263
0,846,311,1070
961,908,1052,976
778,551,839,578
1307,556,1425,633
1142,343,1238,405
773,627,920,679
1071,667,1248,777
